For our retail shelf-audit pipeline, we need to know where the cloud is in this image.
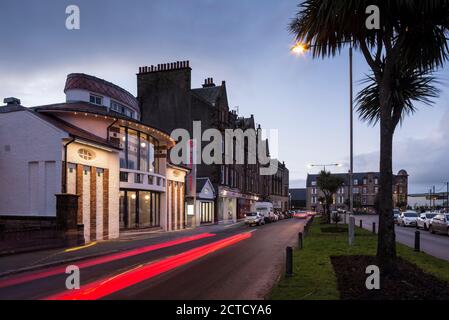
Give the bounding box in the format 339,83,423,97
352,108,449,193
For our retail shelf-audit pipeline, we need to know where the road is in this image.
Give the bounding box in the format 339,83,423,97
355,215,449,262
0,218,306,300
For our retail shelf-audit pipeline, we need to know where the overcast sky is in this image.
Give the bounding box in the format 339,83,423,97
1,0,448,193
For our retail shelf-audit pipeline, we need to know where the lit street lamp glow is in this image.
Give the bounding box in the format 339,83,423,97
291,42,309,55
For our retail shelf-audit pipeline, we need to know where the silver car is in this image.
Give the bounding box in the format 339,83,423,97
417,212,437,231
245,212,265,226
429,214,449,236
397,211,418,227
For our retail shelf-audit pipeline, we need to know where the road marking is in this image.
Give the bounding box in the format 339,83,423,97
64,241,98,253
44,232,253,300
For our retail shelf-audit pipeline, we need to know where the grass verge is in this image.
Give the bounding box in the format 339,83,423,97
269,219,449,300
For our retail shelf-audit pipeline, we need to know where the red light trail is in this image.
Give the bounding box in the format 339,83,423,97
44,232,252,300
0,233,215,289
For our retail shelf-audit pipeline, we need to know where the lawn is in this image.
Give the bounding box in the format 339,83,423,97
269,219,449,300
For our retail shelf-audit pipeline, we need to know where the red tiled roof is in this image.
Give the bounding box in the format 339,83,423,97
64,73,139,112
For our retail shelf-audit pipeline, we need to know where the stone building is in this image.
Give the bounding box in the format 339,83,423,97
137,61,289,222
306,170,409,213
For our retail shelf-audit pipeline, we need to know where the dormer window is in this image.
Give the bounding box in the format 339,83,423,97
90,94,103,105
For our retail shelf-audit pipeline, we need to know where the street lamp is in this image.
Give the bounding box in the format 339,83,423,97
293,40,354,216
307,163,342,172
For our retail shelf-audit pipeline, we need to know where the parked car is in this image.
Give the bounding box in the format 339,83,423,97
253,202,276,223
429,213,449,236
417,212,437,230
397,211,418,227
393,209,401,224
244,212,265,226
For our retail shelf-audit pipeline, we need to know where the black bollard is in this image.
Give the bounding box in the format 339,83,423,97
372,222,376,234
414,230,420,252
298,232,303,249
359,220,363,228
286,246,293,277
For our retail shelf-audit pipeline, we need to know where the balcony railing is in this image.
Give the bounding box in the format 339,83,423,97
119,169,166,191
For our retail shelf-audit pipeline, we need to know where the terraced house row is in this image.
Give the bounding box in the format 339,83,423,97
0,61,289,247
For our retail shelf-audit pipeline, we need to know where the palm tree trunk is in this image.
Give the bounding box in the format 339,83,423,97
377,101,398,275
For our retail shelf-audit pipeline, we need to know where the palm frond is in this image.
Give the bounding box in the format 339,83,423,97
355,68,441,126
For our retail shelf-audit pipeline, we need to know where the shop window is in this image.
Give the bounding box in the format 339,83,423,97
127,129,138,170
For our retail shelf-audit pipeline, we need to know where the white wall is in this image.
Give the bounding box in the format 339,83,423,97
0,111,66,216
66,141,120,239
65,89,140,119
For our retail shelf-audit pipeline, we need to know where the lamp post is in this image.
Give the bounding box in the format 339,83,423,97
307,163,342,215
293,41,354,216
307,163,342,172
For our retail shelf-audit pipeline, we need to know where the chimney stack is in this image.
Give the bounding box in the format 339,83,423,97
3,97,21,106
202,77,216,88
138,60,191,74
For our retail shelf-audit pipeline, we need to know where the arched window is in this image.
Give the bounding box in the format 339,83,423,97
78,148,95,161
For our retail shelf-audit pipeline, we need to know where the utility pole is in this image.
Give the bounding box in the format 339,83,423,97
349,42,354,217
432,186,436,212
446,182,449,213
429,188,432,211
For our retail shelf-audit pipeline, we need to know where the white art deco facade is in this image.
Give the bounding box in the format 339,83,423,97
0,74,188,242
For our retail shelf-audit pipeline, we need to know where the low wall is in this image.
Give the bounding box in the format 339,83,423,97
0,215,65,255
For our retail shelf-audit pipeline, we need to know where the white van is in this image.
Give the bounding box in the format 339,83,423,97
253,202,275,223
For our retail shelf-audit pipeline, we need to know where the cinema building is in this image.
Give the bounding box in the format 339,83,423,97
0,73,188,243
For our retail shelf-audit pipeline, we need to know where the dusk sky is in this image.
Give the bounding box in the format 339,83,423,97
1,0,448,193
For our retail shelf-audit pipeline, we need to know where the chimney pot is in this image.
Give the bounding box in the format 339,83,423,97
3,97,21,106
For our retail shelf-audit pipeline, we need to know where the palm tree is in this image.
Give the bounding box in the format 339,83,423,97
316,170,344,223
290,0,449,273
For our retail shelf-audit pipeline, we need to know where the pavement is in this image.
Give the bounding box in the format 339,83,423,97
355,215,449,262
0,218,307,300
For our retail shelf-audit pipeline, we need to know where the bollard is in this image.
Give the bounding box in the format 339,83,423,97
348,216,355,246
286,246,293,277
414,230,420,252
372,222,376,234
359,220,363,228
298,232,303,249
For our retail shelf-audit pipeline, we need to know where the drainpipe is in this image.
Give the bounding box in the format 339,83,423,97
62,137,76,194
